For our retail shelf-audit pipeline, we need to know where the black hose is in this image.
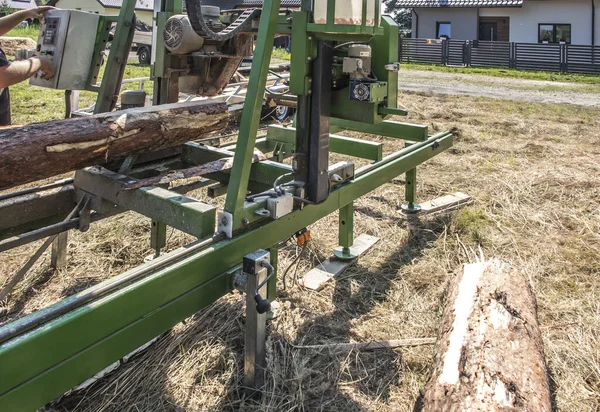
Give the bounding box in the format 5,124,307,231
185,0,259,42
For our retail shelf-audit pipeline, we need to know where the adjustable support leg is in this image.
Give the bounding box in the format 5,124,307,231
50,231,68,269
401,143,421,214
150,220,167,258
334,202,358,260
243,250,270,392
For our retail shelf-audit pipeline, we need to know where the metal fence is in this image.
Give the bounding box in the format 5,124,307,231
400,38,600,75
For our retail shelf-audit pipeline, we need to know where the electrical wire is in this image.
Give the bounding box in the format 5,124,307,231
281,243,308,291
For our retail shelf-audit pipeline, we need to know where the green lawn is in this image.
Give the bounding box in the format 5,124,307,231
10,62,152,125
401,62,600,85
5,25,39,41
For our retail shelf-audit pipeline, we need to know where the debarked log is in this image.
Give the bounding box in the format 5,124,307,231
421,260,552,412
0,100,229,190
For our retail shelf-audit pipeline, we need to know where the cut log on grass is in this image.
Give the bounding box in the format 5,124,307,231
0,101,228,191
421,260,552,412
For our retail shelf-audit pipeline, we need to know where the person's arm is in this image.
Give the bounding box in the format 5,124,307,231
0,6,55,37
0,56,55,88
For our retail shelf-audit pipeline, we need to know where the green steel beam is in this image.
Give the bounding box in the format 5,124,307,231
371,16,400,113
224,0,281,228
75,168,216,240
330,118,429,142
266,125,384,161
94,0,136,113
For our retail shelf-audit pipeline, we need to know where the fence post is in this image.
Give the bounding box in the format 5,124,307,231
442,38,448,65
465,41,471,67
561,43,568,74
510,42,516,69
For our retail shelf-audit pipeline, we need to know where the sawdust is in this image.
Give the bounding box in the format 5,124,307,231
1,91,599,411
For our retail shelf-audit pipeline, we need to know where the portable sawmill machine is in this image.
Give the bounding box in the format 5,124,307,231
0,0,453,409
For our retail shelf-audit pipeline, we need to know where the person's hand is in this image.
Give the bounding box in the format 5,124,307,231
37,56,56,80
22,6,55,20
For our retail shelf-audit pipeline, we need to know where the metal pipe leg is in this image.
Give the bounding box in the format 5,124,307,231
50,231,68,269
401,143,421,214
150,220,167,258
334,202,358,260
266,247,279,319
243,250,269,391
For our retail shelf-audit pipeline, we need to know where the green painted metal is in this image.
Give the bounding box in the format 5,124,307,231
339,202,354,250
153,0,183,105
266,125,383,161
289,11,311,96
94,0,136,113
0,132,452,412
86,16,112,89
371,16,400,113
330,135,383,161
151,220,167,256
75,168,216,240
224,0,281,229
330,118,429,142
379,107,408,117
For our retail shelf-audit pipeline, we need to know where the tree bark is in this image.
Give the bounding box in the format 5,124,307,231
421,260,552,412
0,100,228,191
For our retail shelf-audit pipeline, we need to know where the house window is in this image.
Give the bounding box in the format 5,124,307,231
436,22,451,39
539,24,571,44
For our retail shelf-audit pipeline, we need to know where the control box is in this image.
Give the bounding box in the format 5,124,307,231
30,10,100,90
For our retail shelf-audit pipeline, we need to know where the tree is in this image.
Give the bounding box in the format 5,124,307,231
0,1,15,17
383,1,412,36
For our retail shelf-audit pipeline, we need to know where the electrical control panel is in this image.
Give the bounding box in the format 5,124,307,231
30,10,100,90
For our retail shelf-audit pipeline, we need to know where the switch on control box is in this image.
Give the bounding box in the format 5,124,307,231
30,10,100,90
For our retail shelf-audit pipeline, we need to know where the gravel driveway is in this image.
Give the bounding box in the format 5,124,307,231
399,69,600,106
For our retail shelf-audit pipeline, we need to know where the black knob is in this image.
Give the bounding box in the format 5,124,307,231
254,294,271,314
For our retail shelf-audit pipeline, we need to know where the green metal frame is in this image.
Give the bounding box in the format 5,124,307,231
0,1,454,409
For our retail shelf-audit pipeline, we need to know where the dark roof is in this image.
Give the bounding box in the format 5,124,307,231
394,0,523,7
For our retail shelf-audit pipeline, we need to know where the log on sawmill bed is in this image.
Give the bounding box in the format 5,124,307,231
0,100,229,191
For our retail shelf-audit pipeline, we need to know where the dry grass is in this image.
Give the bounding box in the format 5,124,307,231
1,91,599,411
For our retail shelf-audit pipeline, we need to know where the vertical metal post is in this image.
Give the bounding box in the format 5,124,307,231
401,143,421,214
334,202,357,260
153,0,182,105
267,247,278,303
150,220,167,258
50,232,68,269
243,250,270,391
94,0,136,113
307,41,333,203
224,0,281,229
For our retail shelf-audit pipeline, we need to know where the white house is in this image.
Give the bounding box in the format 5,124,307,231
399,0,599,45
4,0,37,10
47,0,154,26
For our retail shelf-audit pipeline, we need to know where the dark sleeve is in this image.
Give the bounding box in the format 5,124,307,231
0,50,9,68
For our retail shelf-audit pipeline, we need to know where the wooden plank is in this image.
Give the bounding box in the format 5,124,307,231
399,192,472,217
299,234,379,291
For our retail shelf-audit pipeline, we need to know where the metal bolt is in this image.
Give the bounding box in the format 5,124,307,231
307,56,312,61
308,78,312,83
242,218,249,225
221,216,228,225
308,36,313,40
